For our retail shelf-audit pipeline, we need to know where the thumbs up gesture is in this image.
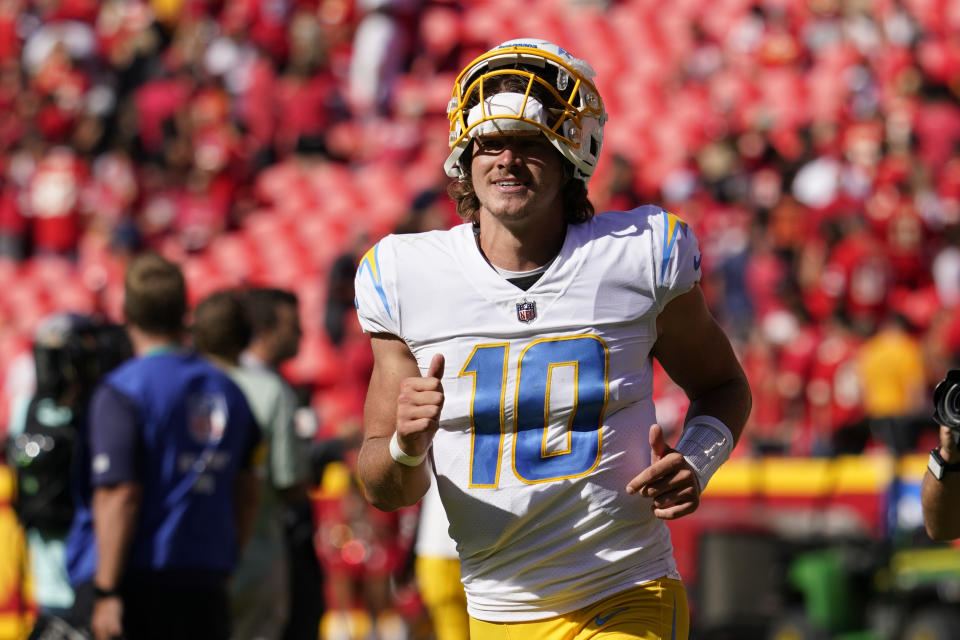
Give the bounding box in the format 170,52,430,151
625,424,701,520
395,353,445,460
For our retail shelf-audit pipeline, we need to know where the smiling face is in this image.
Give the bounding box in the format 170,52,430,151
470,133,567,229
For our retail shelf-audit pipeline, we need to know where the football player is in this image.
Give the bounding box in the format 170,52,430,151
354,39,752,639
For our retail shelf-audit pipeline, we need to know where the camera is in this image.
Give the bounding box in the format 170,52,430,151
33,314,132,401
932,369,960,430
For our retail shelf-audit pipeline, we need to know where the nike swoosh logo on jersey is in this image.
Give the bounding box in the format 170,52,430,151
693,254,702,271
594,607,629,626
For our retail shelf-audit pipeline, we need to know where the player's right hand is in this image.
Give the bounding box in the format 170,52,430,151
395,353,445,459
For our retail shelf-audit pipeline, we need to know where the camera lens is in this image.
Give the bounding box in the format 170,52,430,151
945,385,960,427
934,371,960,430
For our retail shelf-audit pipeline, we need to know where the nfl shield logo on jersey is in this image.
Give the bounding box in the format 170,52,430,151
187,393,228,444
516,300,537,323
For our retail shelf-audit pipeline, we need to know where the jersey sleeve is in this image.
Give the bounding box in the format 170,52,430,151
88,383,142,486
354,236,401,336
650,208,702,310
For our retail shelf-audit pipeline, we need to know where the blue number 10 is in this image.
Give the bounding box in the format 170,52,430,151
459,335,609,486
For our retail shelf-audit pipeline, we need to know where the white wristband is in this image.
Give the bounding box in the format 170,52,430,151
389,431,428,467
675,415,734,491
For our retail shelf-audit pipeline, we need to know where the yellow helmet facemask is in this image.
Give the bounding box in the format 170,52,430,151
444,38,607,184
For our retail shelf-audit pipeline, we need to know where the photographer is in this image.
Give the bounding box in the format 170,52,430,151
5,312,131,631
922,370,960,541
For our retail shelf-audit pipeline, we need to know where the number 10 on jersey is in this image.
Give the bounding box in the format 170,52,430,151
459,335,609,486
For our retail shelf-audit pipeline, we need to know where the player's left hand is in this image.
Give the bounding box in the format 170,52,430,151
625,424,701,520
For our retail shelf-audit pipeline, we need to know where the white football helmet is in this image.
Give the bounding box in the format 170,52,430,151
444,38,607,184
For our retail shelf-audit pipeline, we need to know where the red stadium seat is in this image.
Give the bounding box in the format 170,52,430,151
182,254,238,305
461,6,515,46
25,255,75,290
296,216,350,273
48,277,96,315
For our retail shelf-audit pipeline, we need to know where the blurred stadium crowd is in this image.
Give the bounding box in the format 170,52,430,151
0,0,959,636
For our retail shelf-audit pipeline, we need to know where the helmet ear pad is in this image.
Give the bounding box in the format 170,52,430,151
576,113,604,179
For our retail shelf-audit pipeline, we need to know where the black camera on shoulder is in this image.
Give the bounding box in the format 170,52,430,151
933,369,960,430
7,313,132,533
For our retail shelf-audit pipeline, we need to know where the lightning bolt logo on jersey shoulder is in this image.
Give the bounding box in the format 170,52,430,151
357,242,392,318
659,210,689,281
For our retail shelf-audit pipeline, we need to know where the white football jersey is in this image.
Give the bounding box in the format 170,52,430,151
355,206,701,621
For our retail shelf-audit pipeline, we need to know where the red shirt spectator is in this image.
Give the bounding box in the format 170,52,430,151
745,242,789,321
805,320,864,453
44,0,99,23
236,52,277,153
174,170,234,252
80,150,138,230
776,320,820,453
220,0,292,64
95,0,155,67
25,147,86,256
741,330,789,452
134,74,193,155
807,222,892,333
937,154,960,222
30,43,88,107
884,206,932,290
0,0,20,63
914,100,960,172
273,68,341,156
0,62,24,148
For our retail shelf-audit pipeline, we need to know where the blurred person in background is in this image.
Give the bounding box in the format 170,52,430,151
242,289,303,382
805,313,867,456
242,287,322,640
313,462,417,640
65,252,260,640
193,288,308,640
347,0,419,118
0,459,34,639
0,161,28,262
413,479,467,640
325,242,367,351
23,146,86,260
5,312,130,631
318,190,456,640
858,312,930,454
